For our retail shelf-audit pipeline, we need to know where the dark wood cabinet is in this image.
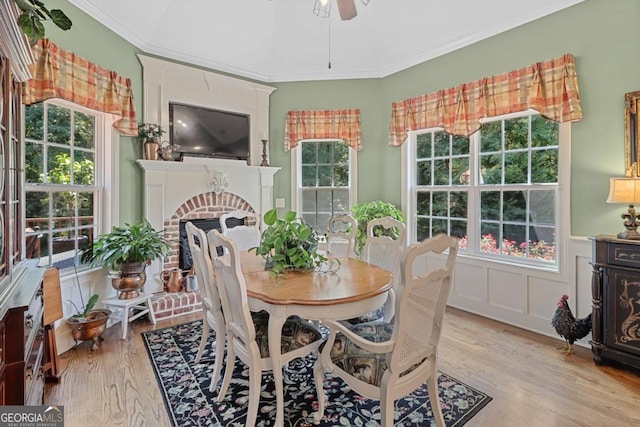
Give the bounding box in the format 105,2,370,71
0,262,46,405
591,235,640,371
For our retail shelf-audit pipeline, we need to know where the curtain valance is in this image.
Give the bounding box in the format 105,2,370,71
388,53,582,146
285,109,362,151
22,38,137,136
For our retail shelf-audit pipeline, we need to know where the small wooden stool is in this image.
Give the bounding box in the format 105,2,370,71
102,293,156,339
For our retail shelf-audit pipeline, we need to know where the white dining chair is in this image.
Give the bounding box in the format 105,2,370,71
345,216,406,324
326,214,357,258
185,221,226,393
219,210,261,251
314,233,458,427
208,230,323,427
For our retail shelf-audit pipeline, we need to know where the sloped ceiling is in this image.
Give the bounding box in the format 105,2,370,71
69,0,584,82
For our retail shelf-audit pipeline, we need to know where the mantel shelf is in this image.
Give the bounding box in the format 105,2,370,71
136,158,280,176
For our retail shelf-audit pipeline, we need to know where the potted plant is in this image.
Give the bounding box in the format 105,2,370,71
351,201,405,256
252,209,327,280
80,219,170,299
66,292,111,351
138,123,165,160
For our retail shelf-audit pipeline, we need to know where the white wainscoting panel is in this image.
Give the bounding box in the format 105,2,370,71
446,236,594,348
453,263,486,302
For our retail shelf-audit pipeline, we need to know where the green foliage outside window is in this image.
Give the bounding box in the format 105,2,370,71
300,141,351,235
415,113,559,263
24,102,97,264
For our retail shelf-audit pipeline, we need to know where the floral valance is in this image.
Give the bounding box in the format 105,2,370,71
285,109,362,151
22,38,137,136
388,53,583,146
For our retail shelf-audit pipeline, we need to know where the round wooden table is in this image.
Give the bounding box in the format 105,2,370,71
238,251,393,426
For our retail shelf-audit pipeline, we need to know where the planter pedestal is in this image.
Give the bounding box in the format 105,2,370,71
102,293,156,340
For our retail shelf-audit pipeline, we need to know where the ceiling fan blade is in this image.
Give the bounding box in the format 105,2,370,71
336,0,357,20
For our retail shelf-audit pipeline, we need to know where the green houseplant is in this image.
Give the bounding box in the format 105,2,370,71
253,209,326,279
80,219,170,299
66,270,111,351
351,201,405,255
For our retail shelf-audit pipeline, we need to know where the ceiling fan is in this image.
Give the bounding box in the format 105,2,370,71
313,0,371,21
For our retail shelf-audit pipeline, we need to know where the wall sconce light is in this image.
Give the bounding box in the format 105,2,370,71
607,177,640,239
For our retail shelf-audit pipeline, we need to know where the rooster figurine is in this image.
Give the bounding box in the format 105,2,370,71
551,294,592,355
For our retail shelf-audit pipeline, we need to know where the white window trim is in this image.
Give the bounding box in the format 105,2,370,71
290,139,358,217
402,111,571,278
23,99,119,273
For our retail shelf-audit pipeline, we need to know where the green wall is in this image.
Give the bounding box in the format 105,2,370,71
45,0,638,237
44,0,144,224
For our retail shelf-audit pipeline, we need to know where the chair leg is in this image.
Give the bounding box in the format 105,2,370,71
245,361,262,427
209,326,225,393
427,370,445,427
216,341,235,402
379,386,395,427
312,355,326,424
194,318,210,364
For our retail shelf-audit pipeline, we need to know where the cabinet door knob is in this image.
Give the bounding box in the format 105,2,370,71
25,314,34,329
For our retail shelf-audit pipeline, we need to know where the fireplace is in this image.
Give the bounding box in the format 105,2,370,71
138,157,279,294
178,217,244,271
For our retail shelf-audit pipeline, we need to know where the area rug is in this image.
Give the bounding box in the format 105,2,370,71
142,320,492,427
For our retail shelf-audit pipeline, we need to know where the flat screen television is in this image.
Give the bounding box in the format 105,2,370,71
169,102,250,160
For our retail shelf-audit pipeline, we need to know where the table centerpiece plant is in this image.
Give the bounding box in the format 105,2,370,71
252,209,327,282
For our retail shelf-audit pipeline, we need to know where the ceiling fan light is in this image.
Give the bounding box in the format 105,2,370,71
313,0,331,18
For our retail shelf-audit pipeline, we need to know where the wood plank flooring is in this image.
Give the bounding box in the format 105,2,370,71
45,307,640,426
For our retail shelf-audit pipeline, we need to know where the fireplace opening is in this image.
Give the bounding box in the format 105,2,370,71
178,217,244,271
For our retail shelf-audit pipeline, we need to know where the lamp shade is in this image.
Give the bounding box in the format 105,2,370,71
607,177,640,204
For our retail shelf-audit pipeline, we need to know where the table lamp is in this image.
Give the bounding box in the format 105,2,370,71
607,177,640,239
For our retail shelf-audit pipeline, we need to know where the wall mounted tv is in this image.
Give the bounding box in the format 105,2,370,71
169,102,250,161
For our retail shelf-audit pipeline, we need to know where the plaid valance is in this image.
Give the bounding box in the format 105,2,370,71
285,109,362,151
388,54,583,146
22,38,137,136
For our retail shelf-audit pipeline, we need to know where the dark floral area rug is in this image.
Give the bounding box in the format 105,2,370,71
142,320,492,427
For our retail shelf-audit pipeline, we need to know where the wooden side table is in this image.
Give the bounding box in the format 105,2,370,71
102,293,157,340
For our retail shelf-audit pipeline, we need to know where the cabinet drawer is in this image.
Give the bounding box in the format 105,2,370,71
607,242,640,268
24,340,43,406
23,289,43,348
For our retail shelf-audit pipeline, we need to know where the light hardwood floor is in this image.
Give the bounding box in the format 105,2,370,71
45,307,640,427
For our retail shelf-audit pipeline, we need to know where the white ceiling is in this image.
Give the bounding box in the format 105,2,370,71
69,0,584,83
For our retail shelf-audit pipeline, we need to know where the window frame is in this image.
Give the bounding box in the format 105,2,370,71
291,139,357,236
23,98,119,273
402,109,570,271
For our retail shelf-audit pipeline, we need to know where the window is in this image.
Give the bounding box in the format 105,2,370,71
294,140,356,236
407,111,563,265
24,100,108,270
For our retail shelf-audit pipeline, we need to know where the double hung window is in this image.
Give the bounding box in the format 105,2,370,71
294,140,355,236
408,111,562,266
24,100,106,270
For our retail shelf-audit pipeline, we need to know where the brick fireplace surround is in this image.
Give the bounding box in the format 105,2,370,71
138,157,279,319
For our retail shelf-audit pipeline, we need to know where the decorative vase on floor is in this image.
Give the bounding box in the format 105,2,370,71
143,138,160,160
66,309,111,351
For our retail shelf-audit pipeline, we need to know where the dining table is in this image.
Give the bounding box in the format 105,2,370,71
238,251,393,426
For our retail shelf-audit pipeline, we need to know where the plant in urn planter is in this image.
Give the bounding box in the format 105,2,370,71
138,123,165,160
80,219,170,299
66,292,111,351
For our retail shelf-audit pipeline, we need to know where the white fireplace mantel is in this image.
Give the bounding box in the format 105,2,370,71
138,157,279,292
